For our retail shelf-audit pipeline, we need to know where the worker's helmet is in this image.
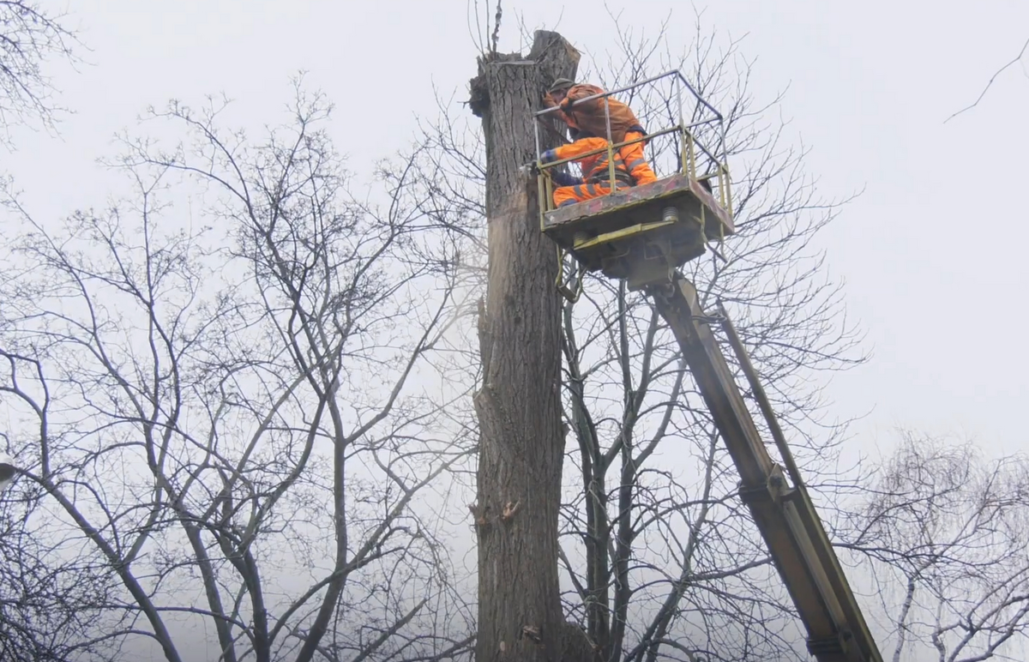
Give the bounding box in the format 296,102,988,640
548,78,575,94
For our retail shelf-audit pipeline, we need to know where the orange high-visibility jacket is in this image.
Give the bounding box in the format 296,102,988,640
544,84,647,144
552,137,633,184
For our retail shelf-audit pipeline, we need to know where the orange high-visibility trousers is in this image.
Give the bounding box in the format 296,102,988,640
620,130,657,185
553,180,632,208
554,133,656,186
550,135,635,208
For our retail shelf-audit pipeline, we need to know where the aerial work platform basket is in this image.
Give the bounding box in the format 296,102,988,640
534,71,735,295
535,70,736,294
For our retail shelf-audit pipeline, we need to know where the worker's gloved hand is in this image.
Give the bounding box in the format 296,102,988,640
539,149,559,164
560,98,574,113
551,170,579,187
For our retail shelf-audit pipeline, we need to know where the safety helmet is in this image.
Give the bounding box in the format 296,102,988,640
548,78,575,94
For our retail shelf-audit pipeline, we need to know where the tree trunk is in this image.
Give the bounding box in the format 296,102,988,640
469,31,592,662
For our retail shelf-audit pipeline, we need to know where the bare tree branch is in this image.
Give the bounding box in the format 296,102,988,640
945,36,1029,123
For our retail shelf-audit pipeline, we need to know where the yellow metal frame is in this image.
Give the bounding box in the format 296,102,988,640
573,219,676,252
536,124,732,223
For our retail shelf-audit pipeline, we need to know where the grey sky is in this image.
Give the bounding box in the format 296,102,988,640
7,0,1028,456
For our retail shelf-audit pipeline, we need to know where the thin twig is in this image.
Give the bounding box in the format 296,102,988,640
945,36,1029,123
491,0,503,54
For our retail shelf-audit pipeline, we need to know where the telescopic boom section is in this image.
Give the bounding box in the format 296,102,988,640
646,275,883,662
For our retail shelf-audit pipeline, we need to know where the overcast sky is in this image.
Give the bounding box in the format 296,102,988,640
6,0,1029,464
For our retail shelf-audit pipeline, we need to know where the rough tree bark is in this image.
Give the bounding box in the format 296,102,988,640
468,31,594,662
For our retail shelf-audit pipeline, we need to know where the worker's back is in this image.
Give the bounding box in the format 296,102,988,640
545,83,644,143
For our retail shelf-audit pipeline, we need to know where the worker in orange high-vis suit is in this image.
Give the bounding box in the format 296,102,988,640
540,136,634,207
543,78,657,188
